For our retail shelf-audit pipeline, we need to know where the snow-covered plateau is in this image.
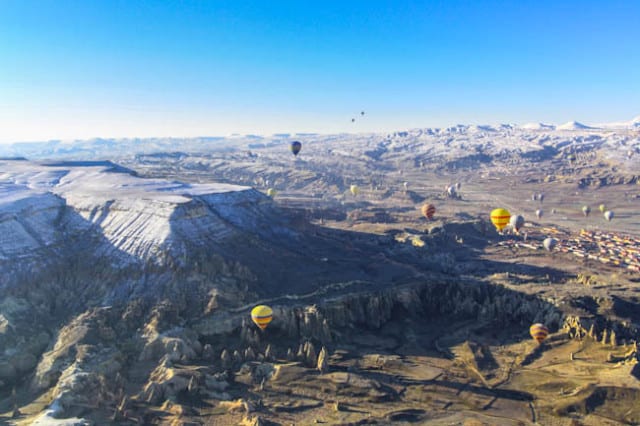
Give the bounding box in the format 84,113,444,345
0,160,285,273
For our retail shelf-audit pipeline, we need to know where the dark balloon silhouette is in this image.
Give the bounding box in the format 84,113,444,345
290,141,302,156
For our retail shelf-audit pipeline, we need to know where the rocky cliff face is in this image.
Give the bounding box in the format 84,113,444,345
0,161,288,409
195,278,565,360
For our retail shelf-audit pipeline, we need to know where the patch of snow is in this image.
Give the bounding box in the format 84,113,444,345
556,121,595,130
468,124,497,133
520,122,556,130
594,115,640,129
30,398,89,425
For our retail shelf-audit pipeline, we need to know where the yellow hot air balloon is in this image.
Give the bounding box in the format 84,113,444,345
529,323,549,344
490,208,511,232
251,305,273,330
350,184,360,196
599,204,606,213
267,188,277,197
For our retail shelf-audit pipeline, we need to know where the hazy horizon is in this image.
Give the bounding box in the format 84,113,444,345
2,1,639,144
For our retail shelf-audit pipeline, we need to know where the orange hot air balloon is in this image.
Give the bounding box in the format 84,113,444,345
421,203,436,220
251,305,273,330
529,323,549,344
490,208,511,232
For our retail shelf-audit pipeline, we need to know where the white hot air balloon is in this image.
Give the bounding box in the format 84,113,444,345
510,214,525,233
543,237,557,251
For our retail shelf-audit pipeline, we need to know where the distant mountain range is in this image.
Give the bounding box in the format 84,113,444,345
522,116,640,131
0,117,637,160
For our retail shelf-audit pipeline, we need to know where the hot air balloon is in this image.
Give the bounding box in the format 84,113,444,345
290,141,302,156
530,323,549,344
604,210,614,221
510,214,525,233
532,193,538,201
599,204,606,213
538,193,544,203
251,305,273,330
421,203,436,220
543,237,557,251
267,188,277,197
403,181,409,191
455,182,461,191
351,118,356,123
582,205,591,217
350,184,360,196
535,209,543,219
490,208,511,232
361,111,365,116
447,186,457,198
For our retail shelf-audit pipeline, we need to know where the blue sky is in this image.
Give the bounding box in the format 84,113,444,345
1,0,639,142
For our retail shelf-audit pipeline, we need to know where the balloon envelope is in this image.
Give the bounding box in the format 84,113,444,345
290,141,302,156
510,214,525,232
350,185,360,196
604,210,614,221
543,237,557,251
490,208,511,231
251,305,273,330
599,204,606,213
535,209,543,219
530,323,549,343
582,206,591,217
421,203,436,220
267,188,277,197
